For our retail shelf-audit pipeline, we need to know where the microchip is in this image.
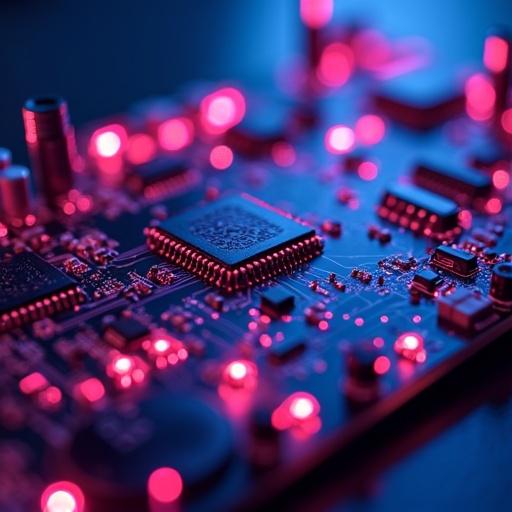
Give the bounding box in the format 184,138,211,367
145,195,323,293
411,269,443,296
104,317,150,348
268,337,306,364
260,287,295,317
430,245,478,278
127,156,200,201
0,251,83,332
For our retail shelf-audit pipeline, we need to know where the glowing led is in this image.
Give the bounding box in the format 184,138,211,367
325,125,355,154
148,467,183,504
300,0,333,29
486,197,502,214
484,35,509,73
113,356,133,374
158,117,194,151
75,378,105,404
501,108,512,134
19,372,48,395
90,124,127,158
271,391,321,433
394,332,426,363
317,42,354,87
154,338,171,353
373,355,391,375
41,481,84,512
289,396,314,420
357,161,379,181
126,133,157,164
222,359,258,390
209,145,233,170
465,73,496,122
200,87,246,134
493,169,510,189
355,115,386,146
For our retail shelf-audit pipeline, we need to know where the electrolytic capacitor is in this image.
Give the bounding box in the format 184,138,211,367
0,165,33,221
490,262,512,310
0,148,12,170
22,96,77,207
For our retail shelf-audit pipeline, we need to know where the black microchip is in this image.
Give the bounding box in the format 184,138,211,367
260,287,295,317
0,251,82,332
411,269,443,295
146,195,323,292
268,337,306,364
104,317,150,348
430,245,478,278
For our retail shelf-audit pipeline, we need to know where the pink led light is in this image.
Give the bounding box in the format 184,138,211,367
501,108,512,134
126,133,157,164
19,372,48,395
222,360,258,390
325,125,355,154
316,42,354,87
200,87,246,134
147,467,183,504
357,161,379,181
484,35,509,73
394,332,426,363
486,197,502,214
465,73,496,121
271,391,320,431
41,481,84,512
373,355,391,375
492,169,510,189
355,115,386,146
75,378,105,404
300,0,333,29
90,124,128,158
209,145,234,170
158,117,194,151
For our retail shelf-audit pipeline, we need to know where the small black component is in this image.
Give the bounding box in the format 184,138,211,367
438,288,495,334
413,161,491,206
104,317,150,348
268,337,305,364
430,245,478,278
205,292,224,311
128,156,199,200
411,269,443,296
489,262,512,310
378,184,460,240
372,69,465,130
0,251,82,332
146,195,323,292
260,287,295,317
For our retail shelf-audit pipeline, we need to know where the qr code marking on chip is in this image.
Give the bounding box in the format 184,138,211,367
189,205,284,250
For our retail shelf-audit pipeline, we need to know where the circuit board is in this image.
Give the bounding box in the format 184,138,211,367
1,11,512,512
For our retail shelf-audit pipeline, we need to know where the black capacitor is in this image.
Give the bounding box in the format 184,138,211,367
0,165,33,221
22,96,77,207
490,262,512,309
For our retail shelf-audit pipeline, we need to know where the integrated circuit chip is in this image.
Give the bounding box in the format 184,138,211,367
0,251,83,332
145,195,323,292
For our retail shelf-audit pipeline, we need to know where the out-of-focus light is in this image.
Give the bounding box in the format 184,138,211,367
126,133,157,164
394,332,426,363
373,355,391,375
486,197,502,214
458,209,473,230
75,378,105,404
271,391,321,432
222,360,258,390
158,117,194,151
147,467,183,504
271,141,297,167
90,124,128,158
493,169,510,189
142,334,188,369
316,42,354,87
501,108,512,134
484,35,509,73
209,145,234,170
325,125,355,154
357,161,379,181
351,28,393,71
465,73,496,122
300,0,333,29
107,353,147,389
41,481,84,512
355,115,386,145
200,87,246,134
19,372,48,395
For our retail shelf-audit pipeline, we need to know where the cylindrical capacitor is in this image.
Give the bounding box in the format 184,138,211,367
22,96,76,207
0,165,33,221
0,148,12,170
490,262,512,310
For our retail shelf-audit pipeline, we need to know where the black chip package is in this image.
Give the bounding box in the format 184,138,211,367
146,195,323,292
104,317,150,348
0,251,83,332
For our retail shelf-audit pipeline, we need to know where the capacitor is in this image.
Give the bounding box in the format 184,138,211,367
0,148,12,170
22,96,77,207
0,165,33,221
489,262,512,310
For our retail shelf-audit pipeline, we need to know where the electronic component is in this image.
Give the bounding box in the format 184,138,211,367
489,262,512,310
378,183,460,239
260,287,295,317
146,195,323,292
412,161,491,206
438,288,496,335
22,96,77,207
372,69,465,130
269,336,306,364
411,269,443,296
0,165,33,221
430,245,478,278
127,156,200,200
0,251,83,332
104,317,150,348
0,147,12,170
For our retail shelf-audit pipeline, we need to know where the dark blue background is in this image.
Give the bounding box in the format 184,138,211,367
2,1,512,509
